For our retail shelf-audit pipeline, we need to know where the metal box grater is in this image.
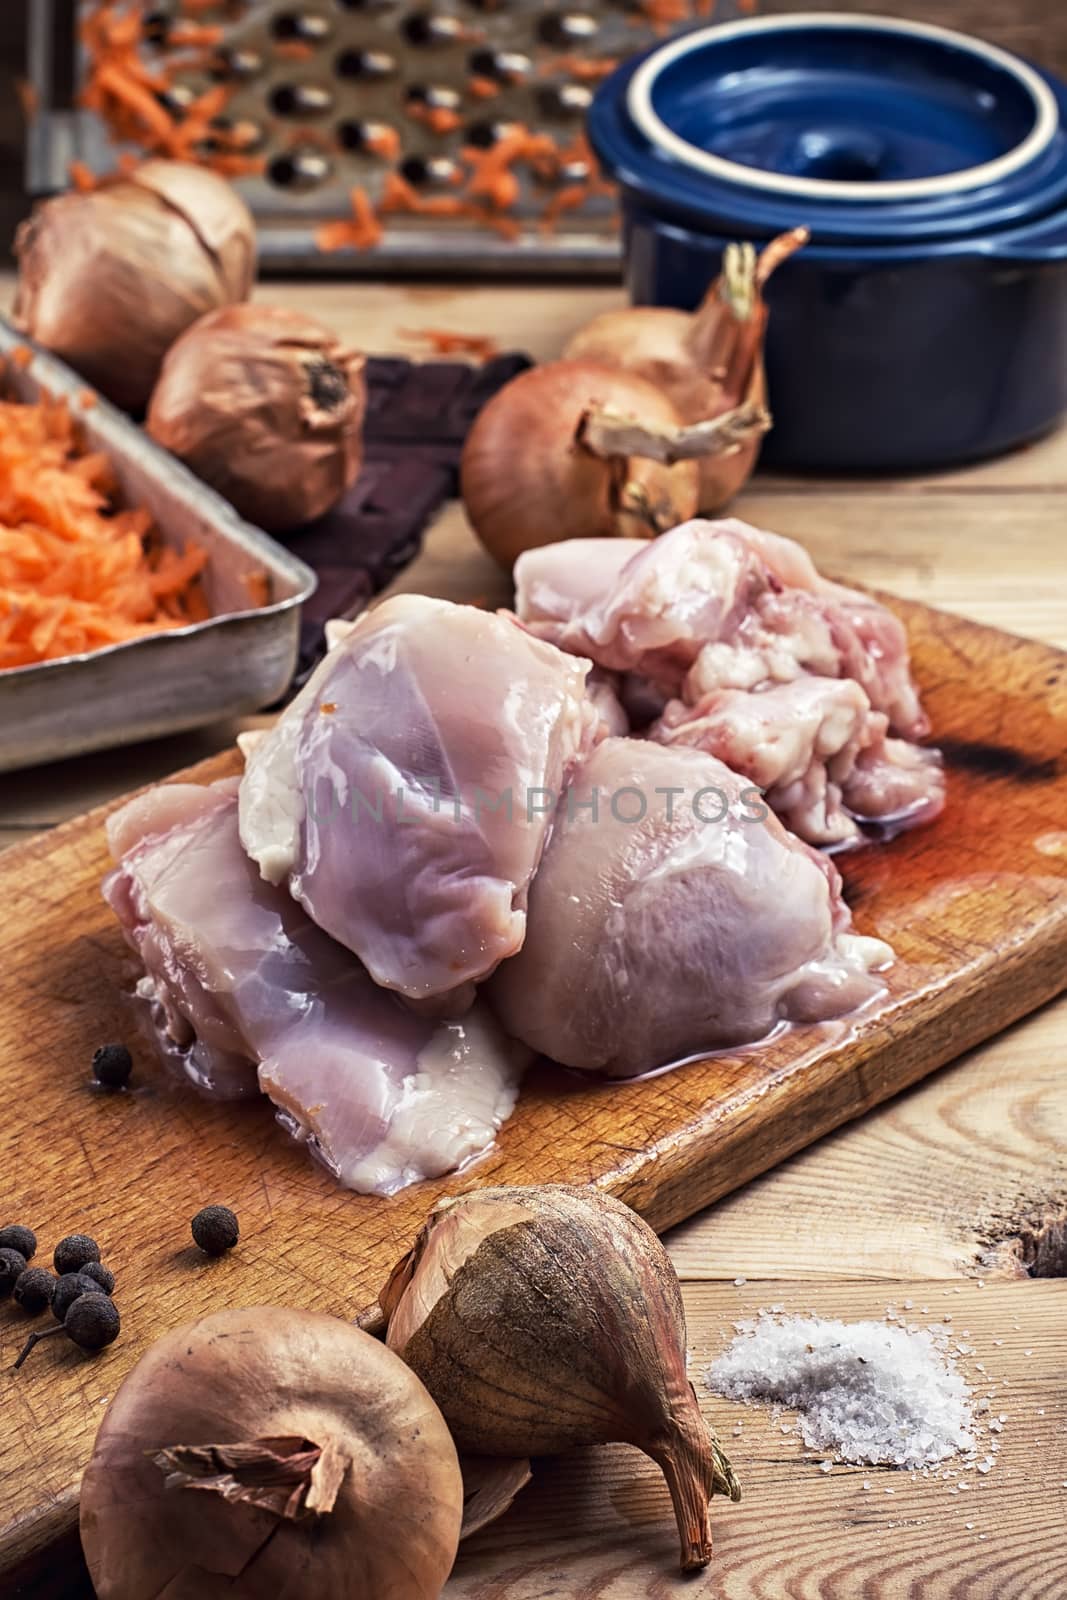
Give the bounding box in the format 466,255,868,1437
25,0,756,275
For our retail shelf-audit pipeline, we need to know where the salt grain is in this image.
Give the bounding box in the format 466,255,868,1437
734,1276,747,1287
705,1313,975,1470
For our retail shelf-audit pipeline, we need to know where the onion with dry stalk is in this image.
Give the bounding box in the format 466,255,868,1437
564,228,808,511
460,358,765,568
147,304,366,532
79,1306,464,1600
370,1184,741,1573
14,160,255,412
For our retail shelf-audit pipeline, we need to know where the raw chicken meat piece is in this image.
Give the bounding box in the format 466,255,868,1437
488,738,890,1077
515,523,766,692
514,520,927,739
239,594,593,1012
104,782,528,1196
515,537,645,627
651,678,944,847
685,582,928,742
586,667,630,741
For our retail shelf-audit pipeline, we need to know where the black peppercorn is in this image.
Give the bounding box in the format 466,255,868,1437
0,1246,27,1297
92,1043,133,1089
0,1224,36,1260
80,1260,115,1294
53,1233,101,1275
52,1271,106,1323
191,1205,239,1255
13,1267,55,1315
64,1293,121,1353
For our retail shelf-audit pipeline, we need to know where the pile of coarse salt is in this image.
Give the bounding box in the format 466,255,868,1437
706,1312,975,1470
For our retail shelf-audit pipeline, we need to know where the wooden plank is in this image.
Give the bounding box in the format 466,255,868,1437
1,594,1066,1580
447,1279,1067,1599
761,0,1067,81
666,998,1067,1283
12,1279,1064,1600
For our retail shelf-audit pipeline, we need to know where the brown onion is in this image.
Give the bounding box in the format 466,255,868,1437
460,359,758,569
375,1184,740,1573
564,229,807,512
14,160,255,412
79,1305,463,1600
147,304,366,532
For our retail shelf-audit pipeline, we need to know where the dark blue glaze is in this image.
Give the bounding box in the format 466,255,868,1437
652,27,1038,185
626,214,1067,469
589,18,1067,469
590,47,1067,246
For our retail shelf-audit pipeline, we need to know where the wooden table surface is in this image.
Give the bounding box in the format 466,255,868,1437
2,276,1065,1599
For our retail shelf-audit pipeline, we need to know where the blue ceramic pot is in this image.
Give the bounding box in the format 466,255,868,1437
588,14,1067,471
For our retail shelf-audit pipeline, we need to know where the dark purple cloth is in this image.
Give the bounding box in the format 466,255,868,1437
283,352,529,688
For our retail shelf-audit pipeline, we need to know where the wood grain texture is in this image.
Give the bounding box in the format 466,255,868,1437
667,1000,1067,1285
447,1280,1067,1600
2,593,1066,1584
759,0,1067,80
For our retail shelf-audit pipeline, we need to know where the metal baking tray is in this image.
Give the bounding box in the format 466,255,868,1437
0,320,316,773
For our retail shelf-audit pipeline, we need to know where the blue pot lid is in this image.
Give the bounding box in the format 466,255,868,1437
588,14,1067,245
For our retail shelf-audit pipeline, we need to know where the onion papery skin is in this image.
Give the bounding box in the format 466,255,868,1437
14,162,255,413
460,360,699,569
79,1306,464,1600
146,304,366,532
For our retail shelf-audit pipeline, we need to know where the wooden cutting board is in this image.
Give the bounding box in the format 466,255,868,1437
2,593,1066,1589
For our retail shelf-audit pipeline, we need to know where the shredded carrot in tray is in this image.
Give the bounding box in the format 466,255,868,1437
0,379,209,670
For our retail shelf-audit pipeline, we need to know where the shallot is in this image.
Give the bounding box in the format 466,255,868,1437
564,228,807,510
14,161,255,412
460,358,762,567
79,1306,464,1600
147,304,366,532
375,1184,740,1573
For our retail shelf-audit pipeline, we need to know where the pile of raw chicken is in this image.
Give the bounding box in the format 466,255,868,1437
104,519,944,1196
